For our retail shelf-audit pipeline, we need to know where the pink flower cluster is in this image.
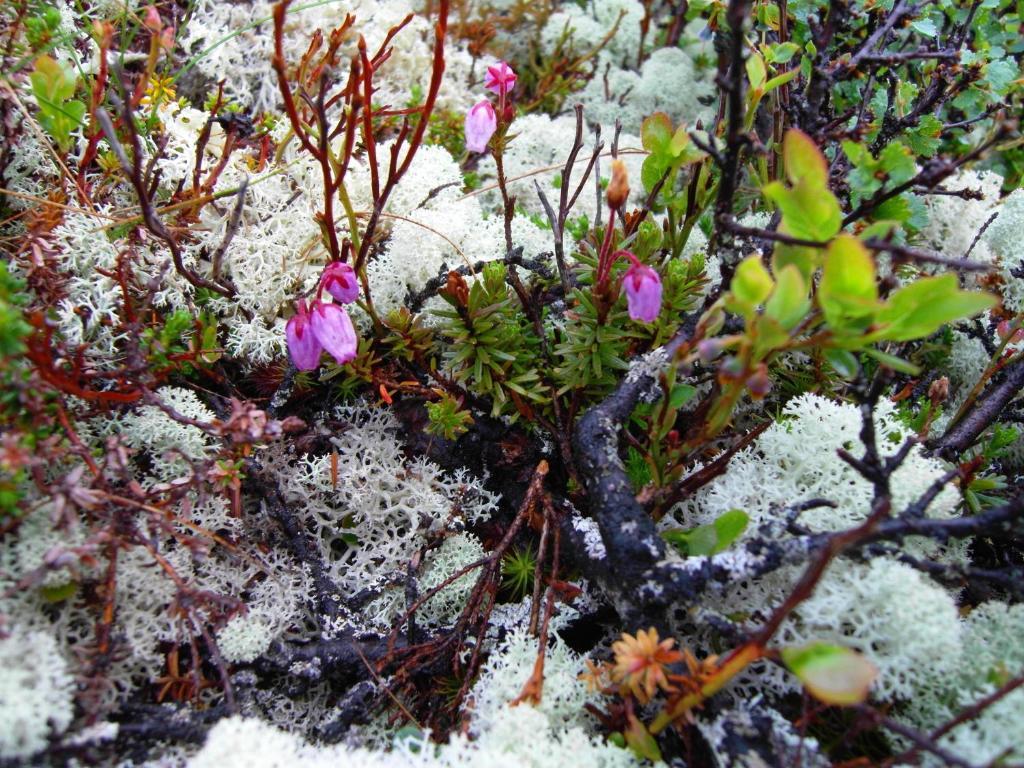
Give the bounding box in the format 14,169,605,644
464,61,517,154
286,262,360,371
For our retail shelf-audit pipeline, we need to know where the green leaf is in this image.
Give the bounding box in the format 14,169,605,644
878,143,916,186
662,509,749,557
765,264,811,330
763,179,842,241
904,115,943,158
864,349,921,375
746,52,767,89
770,42,800,63
40,581,78,603
731,255,775,310
771,239,818,284
910,17,938,36
624,714,662,762
824,348,859,379
764,67,799,92
783,128,829,188
669,383,697,409
818,235,878,331
30,55,85,152
641,112,673,153
641,154,670,194
781,643,877,706
712,509,750,550
875,275,998,342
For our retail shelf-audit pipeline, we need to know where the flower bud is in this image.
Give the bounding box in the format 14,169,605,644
928,376,949,406
443,271,470,307
464,100,497,153
143,5,162,31
745,364,772,399
321,261,359,304
717,355,745,383
697,338,723,362
606,159,630,211
997,320,1024,343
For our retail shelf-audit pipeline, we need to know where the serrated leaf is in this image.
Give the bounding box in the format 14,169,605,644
764,180,842,242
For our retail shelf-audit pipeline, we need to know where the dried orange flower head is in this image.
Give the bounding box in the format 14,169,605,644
606,158,630,211
610,627,683,704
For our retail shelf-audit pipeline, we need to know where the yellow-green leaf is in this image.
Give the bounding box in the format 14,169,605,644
782,643,877,706
746,52,767,89
874,275,998,342
731,255,775,310
783,128,829,188
765,264,811,330
818,235,878,330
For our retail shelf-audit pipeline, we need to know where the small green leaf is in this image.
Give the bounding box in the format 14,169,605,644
771,240,818,284
783,128,829,188
781,643,877,706
864,349,921,375
30,55,85,152
40,581,78,603
765,264,811,330
662,509,749,557
824,349,859,379
764,67,799,92
875,275,997,342
712,509,749,550
818,235,878,330
624,714,662,762
731,255,774,310
770,42,800,63
669,383,697,409
746,52,767,89
641,112,673,153
764,180,842,242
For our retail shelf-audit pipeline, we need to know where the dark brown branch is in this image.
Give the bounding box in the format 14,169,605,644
930,357,1024,460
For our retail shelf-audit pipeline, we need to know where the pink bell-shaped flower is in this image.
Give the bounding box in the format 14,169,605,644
622,259,663,323
484,61,517,96
321,261,359,304
285,299,322,371
464,100,497,154
309,300,358,365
